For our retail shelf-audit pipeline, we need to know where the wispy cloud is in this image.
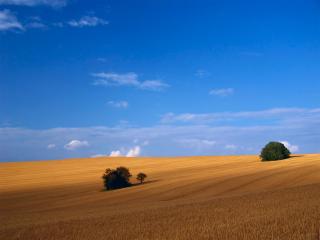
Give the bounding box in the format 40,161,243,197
68,16,108,28
93,72,139,86
176,138,216,149
0,9,24,31
225,144,237,150
25,17,47,29
0,11,48,32
107,100,128,109
64,140,89,150
1,107,319,161
209,88,234,97
92,72,169,91
139,80,169,91
0,0,67,7
52,22,63,27
97,58,107,62
161,108,315,124
195,69,210,78
52,16,108,29
240,51,264,57
47,143,56,149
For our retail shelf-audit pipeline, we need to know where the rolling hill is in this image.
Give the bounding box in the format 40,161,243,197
1,154,320,239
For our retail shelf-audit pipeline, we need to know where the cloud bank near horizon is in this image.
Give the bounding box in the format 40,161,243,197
1,107,319,162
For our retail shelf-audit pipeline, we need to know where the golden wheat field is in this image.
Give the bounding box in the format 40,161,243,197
1,154,320,240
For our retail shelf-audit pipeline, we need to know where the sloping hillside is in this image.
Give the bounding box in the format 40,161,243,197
1,154,320,239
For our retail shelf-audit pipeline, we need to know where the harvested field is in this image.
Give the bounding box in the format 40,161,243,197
1,154,320,239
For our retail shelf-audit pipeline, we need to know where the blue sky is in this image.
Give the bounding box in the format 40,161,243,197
1,0,320,161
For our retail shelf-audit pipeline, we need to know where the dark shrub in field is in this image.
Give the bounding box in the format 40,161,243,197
136,172,147,184
260,142,291,161
102,166,132,190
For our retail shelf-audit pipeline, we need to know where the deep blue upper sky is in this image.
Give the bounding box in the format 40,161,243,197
1,0,320,161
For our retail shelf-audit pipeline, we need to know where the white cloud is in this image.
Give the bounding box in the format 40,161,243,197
93,72,139,86
0,9,24,31
139,80,169,91
209,88,234,97
92,72,169,91
109,146,141,157
133,139,149,146
107,100,128,109
225,144,237,150
126,146,141,157
68,16,108,28
109,150,122,157
0,0,67,7
47,143,56,149
64,140,89,150
280,141,299,153
176,138,216,149
161,108,315,124
1,107,319,161
0,10,46,32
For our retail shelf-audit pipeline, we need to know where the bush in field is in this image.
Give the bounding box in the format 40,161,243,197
102,166,132,190
260,142,291,161
136,172,147,184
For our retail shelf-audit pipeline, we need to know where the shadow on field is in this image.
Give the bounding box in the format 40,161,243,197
131,179,159,187
100,179,159,192
290,155,304,159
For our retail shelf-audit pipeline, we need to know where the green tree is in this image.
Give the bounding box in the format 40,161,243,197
260,142,291,161
102,166,132,190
